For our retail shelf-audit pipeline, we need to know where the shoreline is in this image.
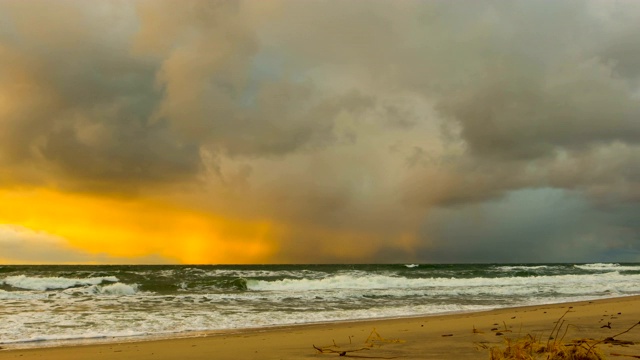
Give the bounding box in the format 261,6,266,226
0,295,624,351
2,295,640,359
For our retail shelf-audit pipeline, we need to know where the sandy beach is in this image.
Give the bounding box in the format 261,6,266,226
1,296,639,360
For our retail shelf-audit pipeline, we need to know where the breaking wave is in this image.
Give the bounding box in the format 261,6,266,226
247,271,640,296
91,282,139,296
574,263,640,271
1,275,118,291
494,265,552,271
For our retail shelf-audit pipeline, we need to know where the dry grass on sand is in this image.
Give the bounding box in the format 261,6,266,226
484,308,640,360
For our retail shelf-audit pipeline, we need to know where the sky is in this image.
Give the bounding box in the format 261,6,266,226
1,0,639,264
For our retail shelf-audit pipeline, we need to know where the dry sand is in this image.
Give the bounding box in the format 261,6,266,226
1,296,639,359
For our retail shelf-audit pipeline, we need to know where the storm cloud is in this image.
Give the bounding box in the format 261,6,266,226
1,0,639,262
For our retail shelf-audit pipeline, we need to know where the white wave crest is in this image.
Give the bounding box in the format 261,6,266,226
248,272,640,294
97,283,139,295
61,282,140,296
574,263,640,271
575,263,621,270
495,265,550,271
249,274,405,291
404,264,419,268
198,269,325,279
1,275,119,291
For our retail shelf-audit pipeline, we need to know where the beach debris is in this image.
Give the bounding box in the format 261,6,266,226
493,321,513,335
585,321,640,357
313,328,404,358
503,321,512,332
489,333,607,360
600,322,612,329
364,328,404,346
473,325,484,334
610,354,640,358
313,341,371,355
602,337,634,345
488,310,640,359
490,329,609,360
441,334,453,337
313,344,371,356
490,321,513,337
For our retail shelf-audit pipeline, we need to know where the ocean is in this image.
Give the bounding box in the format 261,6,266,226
1,263,640,349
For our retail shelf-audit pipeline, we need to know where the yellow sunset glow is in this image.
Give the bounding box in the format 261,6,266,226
0,188,279,264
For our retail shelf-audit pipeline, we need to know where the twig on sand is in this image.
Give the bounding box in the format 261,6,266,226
314,328,403,358
586,321,640,357
312,344,370,355
312,345,400,359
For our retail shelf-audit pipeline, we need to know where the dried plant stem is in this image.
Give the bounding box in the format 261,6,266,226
586,321,640,357
546,307,573,349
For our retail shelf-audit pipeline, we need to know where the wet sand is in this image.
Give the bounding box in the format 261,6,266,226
1,296,639,359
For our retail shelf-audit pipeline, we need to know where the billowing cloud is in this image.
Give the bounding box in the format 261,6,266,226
0,0,639,263
0,1,200,193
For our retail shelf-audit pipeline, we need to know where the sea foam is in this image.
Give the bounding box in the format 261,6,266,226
1,275,119,291
248,271,640,297
574,263,640,271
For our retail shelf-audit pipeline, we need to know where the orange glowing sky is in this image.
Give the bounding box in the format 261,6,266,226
0,188,280,264
1,0,640,264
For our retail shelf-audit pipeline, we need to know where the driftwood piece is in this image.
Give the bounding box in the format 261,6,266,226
312,344,370,355
603,337,634,345
313,328,403,358
611,354,640,358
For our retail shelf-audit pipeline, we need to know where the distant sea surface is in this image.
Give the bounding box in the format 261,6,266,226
2,263,640,348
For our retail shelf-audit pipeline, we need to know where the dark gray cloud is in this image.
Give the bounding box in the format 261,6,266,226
0,2,201,192
255,0,640,209
0,1,380,193
419,189,640,263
